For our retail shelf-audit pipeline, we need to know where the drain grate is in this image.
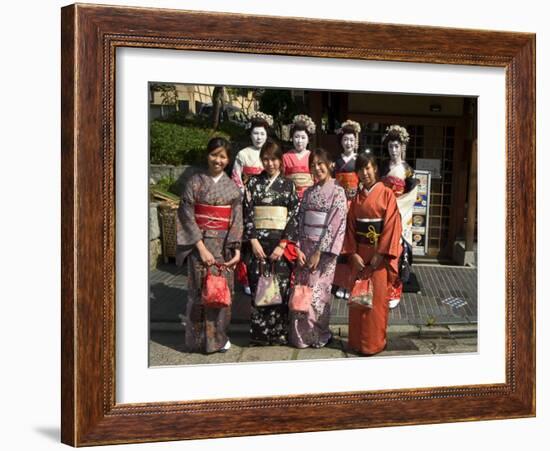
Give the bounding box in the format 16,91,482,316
441,297,468,308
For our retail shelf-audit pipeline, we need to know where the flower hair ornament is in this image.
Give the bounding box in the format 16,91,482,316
382,124,410,145
337,119,362,151
291,114,316,135
246,111,274,130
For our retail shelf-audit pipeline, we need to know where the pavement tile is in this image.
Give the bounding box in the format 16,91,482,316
238,346,295,363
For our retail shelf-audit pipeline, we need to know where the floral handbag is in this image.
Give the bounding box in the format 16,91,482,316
350,274,374,308
289,269,313,313
254,261,283,307
201,264,231,308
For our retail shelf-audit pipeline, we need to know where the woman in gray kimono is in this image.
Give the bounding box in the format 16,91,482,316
290,148,348,348
176,137,243,354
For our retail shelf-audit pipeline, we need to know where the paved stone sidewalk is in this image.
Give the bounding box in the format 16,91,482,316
149,325,477,366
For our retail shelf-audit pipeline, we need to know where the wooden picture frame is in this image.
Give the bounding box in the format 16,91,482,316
61,3,535,446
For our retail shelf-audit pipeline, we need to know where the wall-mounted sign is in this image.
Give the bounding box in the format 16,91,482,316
412,170,431,256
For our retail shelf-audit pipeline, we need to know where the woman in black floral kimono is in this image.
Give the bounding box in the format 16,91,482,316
243,140,300,345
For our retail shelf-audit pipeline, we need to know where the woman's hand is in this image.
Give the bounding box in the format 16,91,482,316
308,250,321,271
250,238,267,260
369,253,383,270
296,249,307,267
269,245,285,261
224,249,241,270
196,240,216,266
350,253,365,273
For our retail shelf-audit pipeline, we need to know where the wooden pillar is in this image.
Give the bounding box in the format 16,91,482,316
308,91,323,148
465,138,477,251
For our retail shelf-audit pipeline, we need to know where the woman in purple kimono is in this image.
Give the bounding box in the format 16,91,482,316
176,137,243,354
290,148,348,348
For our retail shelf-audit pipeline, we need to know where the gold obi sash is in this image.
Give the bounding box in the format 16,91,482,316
254,206,288,230
355,218,383,246
286,167,313,189
303,210,327,239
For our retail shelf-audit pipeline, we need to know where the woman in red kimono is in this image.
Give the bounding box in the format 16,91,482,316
341,153,402,355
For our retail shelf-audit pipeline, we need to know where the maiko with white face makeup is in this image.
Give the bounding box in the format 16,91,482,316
250,126,267,150
379,124,418,310
292,130,309,152
282,115,317,200
231,112,273,193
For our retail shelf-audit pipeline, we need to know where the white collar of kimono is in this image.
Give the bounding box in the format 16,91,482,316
210,172,224,184
341,152,356,163
266,171,280,190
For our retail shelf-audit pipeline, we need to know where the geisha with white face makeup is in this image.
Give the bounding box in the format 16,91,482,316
380,125,418,310
282,115,317,200
250,126,268,150
231,112,274,193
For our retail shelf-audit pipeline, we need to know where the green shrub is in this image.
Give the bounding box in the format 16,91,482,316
150,121,230,165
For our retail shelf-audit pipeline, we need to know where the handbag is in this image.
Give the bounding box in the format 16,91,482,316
254,261,283,307
201,264,231,308
398,237,413,283
289,269,313,313
349,272,374,308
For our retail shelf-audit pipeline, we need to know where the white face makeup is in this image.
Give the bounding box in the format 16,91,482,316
388,140,402,162
250,126,267,149
292,130,309,152
341,133,356,154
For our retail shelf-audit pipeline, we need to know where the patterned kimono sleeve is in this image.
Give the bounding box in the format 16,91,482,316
226,189,244,251
341,198,357,255
377,189,402,259
175,177,203,265
231,152,245,192
282,182,300,243
242,179,258,241
317,186,348,255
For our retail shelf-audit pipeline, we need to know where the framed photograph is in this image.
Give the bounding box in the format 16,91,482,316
61,3,535,446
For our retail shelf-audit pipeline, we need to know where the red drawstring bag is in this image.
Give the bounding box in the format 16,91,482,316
349,275,373,309
202,264,231,308
235,261,248,286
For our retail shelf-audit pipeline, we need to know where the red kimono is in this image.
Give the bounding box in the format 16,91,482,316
341,182,402,355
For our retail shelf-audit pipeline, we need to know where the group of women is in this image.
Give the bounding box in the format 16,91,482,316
176,112,416,356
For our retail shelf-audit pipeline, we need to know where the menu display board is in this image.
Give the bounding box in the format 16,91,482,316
411,170,431,256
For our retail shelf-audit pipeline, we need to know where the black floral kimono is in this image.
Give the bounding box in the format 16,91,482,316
243,172,300,345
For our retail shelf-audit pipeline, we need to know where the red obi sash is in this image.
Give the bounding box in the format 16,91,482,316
194,204,231,230
336,172,359,190
243,166,263,176
382,175,406,197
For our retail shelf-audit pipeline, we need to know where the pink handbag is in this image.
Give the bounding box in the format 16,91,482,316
289,269,313,313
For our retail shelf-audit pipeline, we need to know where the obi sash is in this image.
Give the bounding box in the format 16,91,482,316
336,172,359,188
194,203,231,231
303,210,328,239
382,175,406,197
254,206,288,230
355,217,384,246
243,165,263,176
285,165,313,189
